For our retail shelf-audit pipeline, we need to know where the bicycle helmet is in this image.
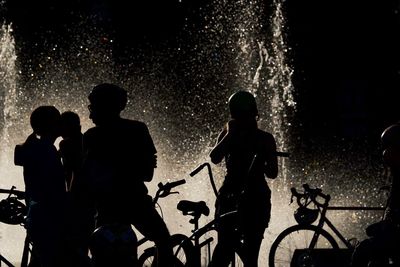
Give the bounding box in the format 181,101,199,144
228,91,258,119
90,223,137,259
0,198,27,225
294,206,319,225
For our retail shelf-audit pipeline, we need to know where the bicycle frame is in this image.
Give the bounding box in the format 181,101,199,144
293,184,385,249
311,205,384,249
175,210,239,267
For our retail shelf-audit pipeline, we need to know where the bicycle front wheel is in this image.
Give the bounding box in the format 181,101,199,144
269,224,339,267
138,234,193,267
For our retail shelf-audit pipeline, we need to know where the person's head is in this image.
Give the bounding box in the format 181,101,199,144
228,90,258,121
88,83,127,125
60,111,81,139
381,123,400,169
30,106,61,141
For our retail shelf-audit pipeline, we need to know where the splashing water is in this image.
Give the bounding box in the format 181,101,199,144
0,23,26,265
0,24,18,167
0,1,388,266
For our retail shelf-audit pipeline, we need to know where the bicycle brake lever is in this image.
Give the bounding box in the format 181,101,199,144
158,190,170,198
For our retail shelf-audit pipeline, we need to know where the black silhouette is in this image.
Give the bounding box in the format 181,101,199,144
59,111,94,267
82,83,173,267
209,91,278,267
14,106,68,267
59,111,83,191
351,124,400,266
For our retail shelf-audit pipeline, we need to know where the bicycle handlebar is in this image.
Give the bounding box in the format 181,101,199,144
0,187,25,200
291,184,330,208
190,151,289,198
154,179,186,202
190,163,208,177
160,179,186,191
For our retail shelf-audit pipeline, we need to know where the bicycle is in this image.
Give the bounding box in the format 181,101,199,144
0,186,32,267
268,183,385,267
90,179,190,267
138,163,245,267
139,152,290,267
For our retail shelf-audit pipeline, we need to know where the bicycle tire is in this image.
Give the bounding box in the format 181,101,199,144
229,248,245,267
192,226,244,267
269,224,339,267
137,234,193,267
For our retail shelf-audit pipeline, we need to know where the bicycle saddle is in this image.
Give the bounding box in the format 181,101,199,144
177,200,210,217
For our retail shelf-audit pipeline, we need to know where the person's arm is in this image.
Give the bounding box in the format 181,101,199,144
140,123,157,182
264,133,278,179
210,120,238,164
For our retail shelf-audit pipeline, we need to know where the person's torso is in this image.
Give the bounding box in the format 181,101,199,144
223,128,273,194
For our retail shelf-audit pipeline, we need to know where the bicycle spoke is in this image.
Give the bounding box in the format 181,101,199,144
269,225,338,267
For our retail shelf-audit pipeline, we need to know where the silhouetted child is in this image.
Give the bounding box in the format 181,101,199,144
14,106,67,267
59,111,93,267
351,124,400,266
209,91,278,267
59,111,83,191
82,83,173,267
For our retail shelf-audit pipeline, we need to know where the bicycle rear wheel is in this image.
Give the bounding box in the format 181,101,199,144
229,249,244,267
138,234,193,267
269,224,339,267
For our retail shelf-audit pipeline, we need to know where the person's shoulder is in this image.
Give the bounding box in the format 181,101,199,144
83,127,97,137
257,128,273,137
257,129,276,142
119,118,148,131
120,118,146,127
59,139,67,151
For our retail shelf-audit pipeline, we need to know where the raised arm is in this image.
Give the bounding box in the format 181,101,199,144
210,125,230,164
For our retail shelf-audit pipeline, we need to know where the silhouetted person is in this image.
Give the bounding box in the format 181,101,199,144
82,83,173,267
59,111,93,267
352,123,400,266
209,91,278,267
14,106,67,267
59,111,83,191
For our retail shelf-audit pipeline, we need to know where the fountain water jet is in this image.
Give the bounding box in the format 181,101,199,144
0,23,26,265
0,1,388,266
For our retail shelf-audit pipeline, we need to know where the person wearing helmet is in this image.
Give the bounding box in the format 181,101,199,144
82,83,172,266
14,106,68,267
351,124,400,267
209,91,278,267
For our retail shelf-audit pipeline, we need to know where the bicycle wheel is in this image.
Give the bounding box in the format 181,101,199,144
229,249,244,267
269,224,339,267
138,234,193,267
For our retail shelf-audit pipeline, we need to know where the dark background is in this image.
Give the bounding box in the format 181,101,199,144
2,0,400,147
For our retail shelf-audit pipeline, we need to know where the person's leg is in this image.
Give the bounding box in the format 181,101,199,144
133,202,173,267
351,238,376,267
209,233,235,267
241,227,264,267
209,222,238,267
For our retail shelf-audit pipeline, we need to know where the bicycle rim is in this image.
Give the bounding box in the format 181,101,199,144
172,234,193,266
137,234,193,267
229,250,244,267
269,224,339,267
